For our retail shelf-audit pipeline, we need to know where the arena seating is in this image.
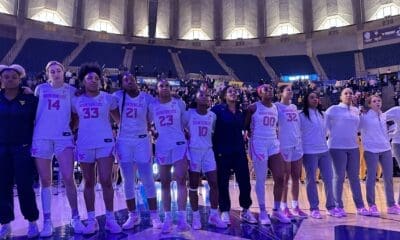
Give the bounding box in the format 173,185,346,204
13,38,77,72
317,51,356,80
178,49,227,75
0,36,15,62
71,41,125,68
219,53,270,83
363,43,400,69
131,44,177,77
266,55,315,75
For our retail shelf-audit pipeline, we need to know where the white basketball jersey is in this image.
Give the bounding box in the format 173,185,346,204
275,102,301,148
33,83,75,140
149,98,186,150
72,91,118,149
185,109,216,149
250,102,278,140
113,91,154,141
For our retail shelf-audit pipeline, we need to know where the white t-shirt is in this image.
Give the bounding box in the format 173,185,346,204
300,109,328,154
360,110,391,153
149,98,186,150
275,102,301,148
33,83,75,140
250,102,278,140
325,103,360,149
113,90,154,141
72,91,118,149
184,109,216,149
385,106,400,144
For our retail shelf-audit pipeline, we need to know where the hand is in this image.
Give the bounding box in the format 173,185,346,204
151,129,159,140
184,130,190,140
22,86,33,94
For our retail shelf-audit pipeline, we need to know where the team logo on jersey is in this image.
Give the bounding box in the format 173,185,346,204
19,100,25,106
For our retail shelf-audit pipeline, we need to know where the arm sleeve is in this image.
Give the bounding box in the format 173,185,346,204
108,94,118,110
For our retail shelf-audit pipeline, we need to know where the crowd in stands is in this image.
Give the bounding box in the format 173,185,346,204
19,66,391,112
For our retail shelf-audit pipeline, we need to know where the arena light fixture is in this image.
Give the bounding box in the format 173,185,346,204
136,26,149,37
182,28,211,40
317,15,349,30
31,9,68,26
226,27,254,40
0,3,9,14
270,23,300,37
88,19,120,34
370,3,400,21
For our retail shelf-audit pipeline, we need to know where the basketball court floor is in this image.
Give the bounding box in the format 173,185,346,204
7,178,400,240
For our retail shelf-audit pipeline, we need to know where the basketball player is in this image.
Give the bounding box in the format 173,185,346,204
185,90,227,230
113,73,162,229
31,61,84,237
149,79,190,233
71,63,121,234
245,84,289,224
275,84,308,218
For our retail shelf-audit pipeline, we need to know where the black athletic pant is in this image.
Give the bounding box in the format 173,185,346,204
215,151,252,212
0,145,39,224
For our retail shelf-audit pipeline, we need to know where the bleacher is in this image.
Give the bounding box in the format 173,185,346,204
71,41,125,68
317,51,356,80
219,53,270,83
131,44,177,77
178,49,227,75
0,36,15,62
363,43,400,69
13,38,78,73
266,55,315,75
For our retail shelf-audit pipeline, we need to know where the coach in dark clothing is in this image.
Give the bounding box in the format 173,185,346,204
211,86,256,224
0,65,39,238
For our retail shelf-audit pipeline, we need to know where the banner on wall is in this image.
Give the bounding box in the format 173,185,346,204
363,25,400,44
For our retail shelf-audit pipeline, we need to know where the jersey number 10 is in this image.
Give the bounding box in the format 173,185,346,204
198,126,208,136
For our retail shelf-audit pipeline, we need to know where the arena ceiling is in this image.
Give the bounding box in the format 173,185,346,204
0,0,399,40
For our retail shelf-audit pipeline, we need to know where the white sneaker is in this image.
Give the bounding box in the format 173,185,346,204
0,224,11,239
40,219,53,237
271,210,291,223
192,211,202,230
105,218,122,234
221,211,231,225
259,211,271,225
208,213,228,228
161,217,173,234
95,183,102,191
177,219,191,232
241,210,257,224
151,215,162,229
71,217,85,234
27,222,39,239
122,213,140,230
83,219,99,235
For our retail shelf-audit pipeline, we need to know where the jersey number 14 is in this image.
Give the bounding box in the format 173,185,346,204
47,99,60,110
